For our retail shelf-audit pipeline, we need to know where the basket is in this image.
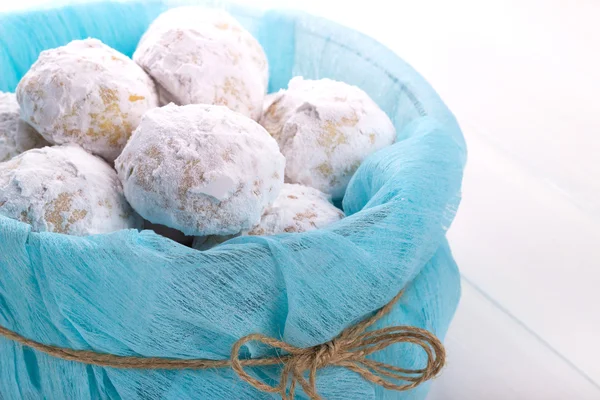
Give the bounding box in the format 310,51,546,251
0,1,466,399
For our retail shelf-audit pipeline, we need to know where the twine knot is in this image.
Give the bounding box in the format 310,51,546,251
230,290,445,399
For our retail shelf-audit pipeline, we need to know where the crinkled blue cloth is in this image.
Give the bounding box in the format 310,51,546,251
0,1,466,399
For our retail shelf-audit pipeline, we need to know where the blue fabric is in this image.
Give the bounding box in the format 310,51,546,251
0,1,466,399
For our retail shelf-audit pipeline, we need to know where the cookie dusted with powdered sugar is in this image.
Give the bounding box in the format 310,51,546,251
133,7,268,120
0,92,49,162
246,183,344,236
191,184,343,249
115,104,285,236
260,77,396,199
16,39,158,162
0,145,140,235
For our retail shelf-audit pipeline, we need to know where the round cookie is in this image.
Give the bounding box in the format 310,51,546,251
260,77,396,199
246,183,345,236
191,184,344,248
16,39,158,162
115,103,285,236
0,92,49,162
134,7,268,120
0,145,140,235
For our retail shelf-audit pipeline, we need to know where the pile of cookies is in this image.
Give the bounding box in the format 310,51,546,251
0,7,396,248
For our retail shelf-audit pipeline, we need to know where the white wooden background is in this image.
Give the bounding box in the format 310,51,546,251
3,0,600,398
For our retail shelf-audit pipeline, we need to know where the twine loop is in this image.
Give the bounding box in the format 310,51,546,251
0,290,445,399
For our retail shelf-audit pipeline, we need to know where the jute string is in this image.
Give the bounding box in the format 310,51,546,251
0,290,445,399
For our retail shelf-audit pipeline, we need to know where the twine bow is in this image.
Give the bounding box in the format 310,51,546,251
0,290,445,399
231,290,445,399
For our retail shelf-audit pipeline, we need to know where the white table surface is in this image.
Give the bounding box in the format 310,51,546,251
3,0,600,398
289,1,600,397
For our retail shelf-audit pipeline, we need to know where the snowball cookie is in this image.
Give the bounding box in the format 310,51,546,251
16,39,158,162
246,184,344,236
0,145,140,235
133,7,268,120
144,220,193,246
260,77,396,199
115,104,285,236
0,92,49,162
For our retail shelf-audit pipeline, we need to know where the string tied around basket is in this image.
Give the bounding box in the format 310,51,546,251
0,290,445,399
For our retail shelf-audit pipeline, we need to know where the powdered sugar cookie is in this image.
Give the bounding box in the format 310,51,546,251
246,183,344,236
0,145,140,235
116,104,285,236
16,39,158,162
260,77,396,199
191,184,343,247
134,7,268,120
0,92,49,162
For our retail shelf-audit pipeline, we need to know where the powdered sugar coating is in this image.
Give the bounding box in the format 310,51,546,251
16,39,158,162
0,145,140,235
0,92,49,162
0,93,18,115
115,104,285,236
133,7,268,120
246,183,344,236
260,77,396,199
